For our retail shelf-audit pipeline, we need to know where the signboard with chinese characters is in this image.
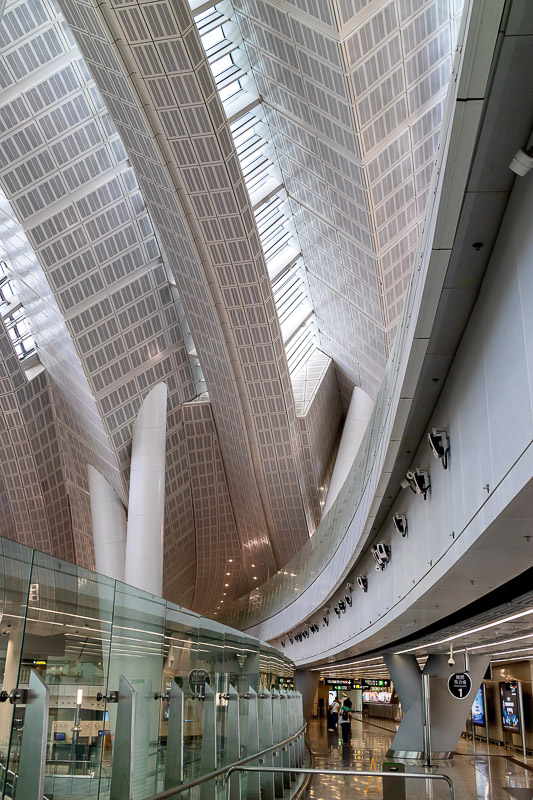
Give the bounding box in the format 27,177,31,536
324,678,391,690
188,669,210,695
448,672,472,699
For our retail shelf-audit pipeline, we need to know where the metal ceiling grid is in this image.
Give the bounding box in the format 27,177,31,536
0,0,206,600
55,0,340,577
227,0,463,397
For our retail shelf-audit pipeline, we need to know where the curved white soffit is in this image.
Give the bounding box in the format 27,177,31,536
242,0,506,642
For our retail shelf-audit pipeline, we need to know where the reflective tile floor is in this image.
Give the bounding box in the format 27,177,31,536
305,714,532,799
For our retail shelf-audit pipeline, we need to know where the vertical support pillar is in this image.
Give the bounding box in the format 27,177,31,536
246,687,260,800
258,689,274,800
271,691,284,798
88,466,127,582
16,670,50,800
124,383,167,596
110,675,136,800
200,684,216,800
422,673,431,767
323,386,374,513
482,683,490,751
518,682,527,761
294,670,318,724
227,685,241,800
165,680,184,795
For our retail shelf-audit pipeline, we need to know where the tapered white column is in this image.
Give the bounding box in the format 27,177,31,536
323,386,374,513
88,467,127,582
124,383,167,596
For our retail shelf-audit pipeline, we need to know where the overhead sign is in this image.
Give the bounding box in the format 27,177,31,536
188,669,210,694
448,672,472,699
500,682,520,732
324,678,391,690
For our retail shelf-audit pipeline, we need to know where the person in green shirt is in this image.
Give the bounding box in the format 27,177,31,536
339,700,352,743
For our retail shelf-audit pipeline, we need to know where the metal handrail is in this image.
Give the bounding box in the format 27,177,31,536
145,723,307,800
225,766,455,800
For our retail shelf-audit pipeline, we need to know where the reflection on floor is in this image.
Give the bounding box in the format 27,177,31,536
306,714,532,799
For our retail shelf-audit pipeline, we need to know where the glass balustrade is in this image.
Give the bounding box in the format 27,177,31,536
0,537,303,800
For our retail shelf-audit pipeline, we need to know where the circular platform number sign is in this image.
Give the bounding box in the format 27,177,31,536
448,672,472,699
189,668,210,695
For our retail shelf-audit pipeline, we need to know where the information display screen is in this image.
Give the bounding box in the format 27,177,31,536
471,687,485,726
324,678,391,690
499,682,520,732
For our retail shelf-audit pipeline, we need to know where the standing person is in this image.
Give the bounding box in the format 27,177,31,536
339,699,352,743
329,696,340,731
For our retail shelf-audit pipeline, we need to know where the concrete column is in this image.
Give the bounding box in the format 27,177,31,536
323,386,374,514
294,669,319,723
384,653,490,757
88,467,127,582
124,383,167,596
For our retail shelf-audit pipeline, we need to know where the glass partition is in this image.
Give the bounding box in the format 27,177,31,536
0,536,297,800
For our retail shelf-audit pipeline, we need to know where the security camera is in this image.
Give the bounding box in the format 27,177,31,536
356,575,368,592
322,613,329,627
428,428,449,469
402,468,430,499
280,640,285,648
338,600,346,613
509,147,533,176
288,633,293,645
333,605,340,617
345,594,352,607
448,645,455,667
346,581,353,593
372,541,391,571
392,513,408,537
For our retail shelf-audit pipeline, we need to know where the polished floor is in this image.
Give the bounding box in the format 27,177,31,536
306,714,532,799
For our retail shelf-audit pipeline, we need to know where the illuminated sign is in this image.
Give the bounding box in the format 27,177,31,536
500,682,520,732
324,678,391,690
471,687,485,726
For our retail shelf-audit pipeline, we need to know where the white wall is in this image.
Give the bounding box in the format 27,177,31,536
280,167,533,664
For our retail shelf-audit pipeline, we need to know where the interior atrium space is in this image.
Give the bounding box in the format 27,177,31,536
0,0,532,797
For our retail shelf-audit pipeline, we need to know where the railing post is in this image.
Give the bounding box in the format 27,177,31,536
110,675,136,800
294,692,304,767
271,691,284,798
227,685,241,800
15,670,50,800
200,684,217,800
279,693,291,788
246,686,260,800
165,680,184,797
258,689,274,800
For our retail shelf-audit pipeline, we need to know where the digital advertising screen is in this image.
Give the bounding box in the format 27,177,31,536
471,687,485,726
499,682,520,732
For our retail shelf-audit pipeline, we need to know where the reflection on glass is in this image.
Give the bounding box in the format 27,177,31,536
0,536,295,800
